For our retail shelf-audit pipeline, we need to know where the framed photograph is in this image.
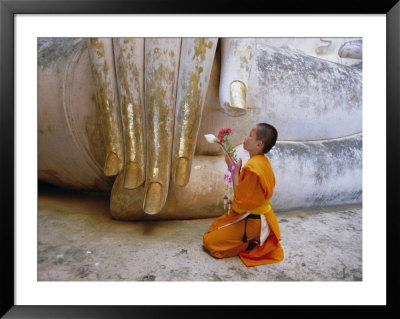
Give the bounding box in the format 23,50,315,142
1,0,398,317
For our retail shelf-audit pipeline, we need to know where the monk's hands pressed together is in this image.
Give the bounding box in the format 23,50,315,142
224,153,233,171
225,153,242,174
225,154,242,191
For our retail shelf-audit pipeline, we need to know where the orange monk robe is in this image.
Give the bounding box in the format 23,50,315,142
203,154,284,267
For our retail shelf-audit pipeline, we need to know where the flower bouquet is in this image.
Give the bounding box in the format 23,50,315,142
204,128,238,162
204,128,238,213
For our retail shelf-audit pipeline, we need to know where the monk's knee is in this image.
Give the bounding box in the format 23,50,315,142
203,232,218,255
203,233,226,258
203,232,213,252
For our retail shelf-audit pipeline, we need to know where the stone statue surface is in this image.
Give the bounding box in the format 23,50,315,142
38,37,362,220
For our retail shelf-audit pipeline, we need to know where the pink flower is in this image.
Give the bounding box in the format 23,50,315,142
205,128,237,162
218,128,232,143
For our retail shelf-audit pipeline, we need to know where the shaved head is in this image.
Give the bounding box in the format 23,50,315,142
256,123,278,154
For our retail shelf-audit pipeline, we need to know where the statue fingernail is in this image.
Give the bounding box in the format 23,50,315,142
174,157,190,186
104,152,121,176
123,162,142,189
144,182,163,214
230,80,247,110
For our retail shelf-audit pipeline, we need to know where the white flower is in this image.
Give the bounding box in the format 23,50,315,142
204,134,218,144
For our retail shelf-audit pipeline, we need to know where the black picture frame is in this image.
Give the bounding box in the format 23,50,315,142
1,0,399,317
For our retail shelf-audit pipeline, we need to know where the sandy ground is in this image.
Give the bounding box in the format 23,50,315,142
38,185,362,281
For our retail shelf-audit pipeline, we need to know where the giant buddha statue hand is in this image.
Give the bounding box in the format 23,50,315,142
38,37,362,220
86,38,255,215
86,37,262,216
87,38,217,214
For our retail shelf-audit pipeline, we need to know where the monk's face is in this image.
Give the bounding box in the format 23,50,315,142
244,126,262,152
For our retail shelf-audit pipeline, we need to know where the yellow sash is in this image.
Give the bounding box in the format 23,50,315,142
231,199,272,215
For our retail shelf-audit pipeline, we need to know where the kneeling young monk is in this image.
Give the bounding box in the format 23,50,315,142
203,123,284,267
